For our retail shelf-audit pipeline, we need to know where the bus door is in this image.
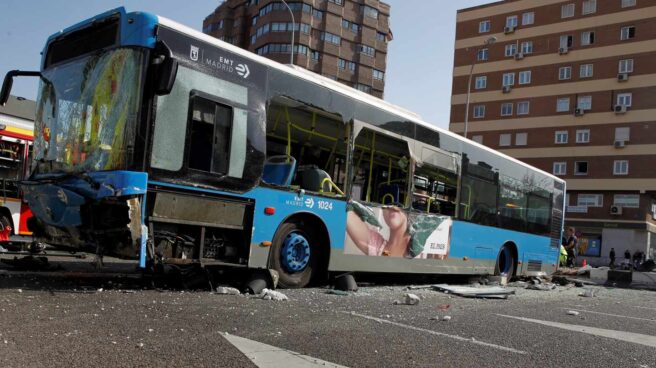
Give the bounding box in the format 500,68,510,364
0,135,30,237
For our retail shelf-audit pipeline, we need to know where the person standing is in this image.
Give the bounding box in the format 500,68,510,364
564,227,578,267
609,247,616,269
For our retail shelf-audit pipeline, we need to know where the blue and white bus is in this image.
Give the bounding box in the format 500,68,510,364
1,8,565,287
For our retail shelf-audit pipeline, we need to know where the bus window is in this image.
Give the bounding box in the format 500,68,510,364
498,176,527,232
0,138,25,199
265,97,346,195
527,190,552,236
412,163,457,216
188,96,232,175
459,159,498,226
352,128,410,206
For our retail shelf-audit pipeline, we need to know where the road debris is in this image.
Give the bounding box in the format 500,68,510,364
214,286,241,295
326,290,350,296
258,288,288,301
442,316,452,321
579,289,597,298
432,284,515,299
526,283,557,291
437,304,451,311
566,310,580,316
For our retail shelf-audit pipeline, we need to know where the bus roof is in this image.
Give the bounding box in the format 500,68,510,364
157,15,564,186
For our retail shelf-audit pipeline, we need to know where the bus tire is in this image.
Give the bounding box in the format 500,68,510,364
494,244,516,278
270,222,317,289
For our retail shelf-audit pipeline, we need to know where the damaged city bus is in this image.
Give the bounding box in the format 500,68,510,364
0,8,565,287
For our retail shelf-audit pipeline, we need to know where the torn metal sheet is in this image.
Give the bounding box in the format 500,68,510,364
432,284,515,299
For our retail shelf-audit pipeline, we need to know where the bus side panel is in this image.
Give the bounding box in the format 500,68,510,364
450,221,559,275
247,187,347,268
2,200,22,235
18,202,33,235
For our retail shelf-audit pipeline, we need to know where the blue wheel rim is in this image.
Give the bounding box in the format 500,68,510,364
281,232,311,273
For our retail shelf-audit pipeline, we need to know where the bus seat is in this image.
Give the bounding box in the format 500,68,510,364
262,155,297,186
295,165,332,192
379,184,400,204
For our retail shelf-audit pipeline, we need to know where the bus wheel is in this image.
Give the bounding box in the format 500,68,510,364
495,245,516,277
270,222,315,288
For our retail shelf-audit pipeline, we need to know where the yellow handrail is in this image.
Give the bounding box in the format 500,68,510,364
319,177,345,196
381,193,395,205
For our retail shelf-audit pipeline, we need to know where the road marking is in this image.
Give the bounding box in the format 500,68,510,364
634,306,656,311
564,308,656,322
222,333,348,368
497,314,656,348
345,312,527,355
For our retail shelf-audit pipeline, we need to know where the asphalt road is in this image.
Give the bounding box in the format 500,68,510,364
0,261,655,368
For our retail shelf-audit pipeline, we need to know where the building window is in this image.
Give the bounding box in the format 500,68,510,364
622,0,636,8
328,0,344,5
581,31,595,46
373,69,385,80
358,44,375,57
555,130,568,144
504,44,517,57
376,32,387,42
576,129,590,143
577,96,592,110
619,59,634,73
518,70,532,85
477,48,489,61
355,83,371,93
311,50,320,61
506,15,518,28
521,41,533,54
522,12,535,25
614,194,639,208
472,135,483,144
499,134,512,147
256,43,309,56
312,9,324,19
559,66,572,80
621,26,636,40
617,93,632,107
578,194,603,207
321,32,341,45
613,160,629,175
574,161,589,175
515,132,528,146
615,127,631,141
561,3,575,18
479,20,491,33
475,76,487,89
517,101,530,115
473,105,486,118
342,19,361,33
582,0,597,15
502,73,515,86
338,58,356,72
580,64,594,78
553,162,567,175
557,98,570,112
361,5,379,19
251,16,258,26
501,103,513,116
560,35,574,49
271,22,311,34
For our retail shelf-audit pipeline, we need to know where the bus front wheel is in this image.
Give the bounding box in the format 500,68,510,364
495,244,516,277
270,222,317,288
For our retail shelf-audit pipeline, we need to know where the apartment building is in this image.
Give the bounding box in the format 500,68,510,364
202,0,392,98
450,0,656,265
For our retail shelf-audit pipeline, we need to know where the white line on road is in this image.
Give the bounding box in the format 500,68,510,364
497,314,656,348
564,308,656,322
344,312,527,355
634,306,656,311
223,333,349,368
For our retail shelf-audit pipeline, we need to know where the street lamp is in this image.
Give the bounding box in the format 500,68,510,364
279,0,296,65
463,36,496,139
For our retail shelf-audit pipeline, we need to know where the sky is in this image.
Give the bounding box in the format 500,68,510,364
0,0,490,129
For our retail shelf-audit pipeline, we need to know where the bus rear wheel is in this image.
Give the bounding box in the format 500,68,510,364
270,222,317,288
495,245,516,277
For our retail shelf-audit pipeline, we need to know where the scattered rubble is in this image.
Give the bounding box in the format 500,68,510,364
326,290,350,296
526,283,557,291
214,287,241,295
432,284,515,299
442,316,452,321
566,310,580,316
394,293,420,305
579,289,597,298
258,289,288,301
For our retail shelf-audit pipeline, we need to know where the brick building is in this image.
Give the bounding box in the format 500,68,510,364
450,0,656,265
202,0,391,98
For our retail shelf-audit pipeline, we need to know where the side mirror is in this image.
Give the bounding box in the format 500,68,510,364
153,41,178,95
0,70,42,106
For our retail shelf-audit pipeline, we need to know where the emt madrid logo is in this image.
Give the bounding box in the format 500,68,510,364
190,45,199,61
236,64,250,78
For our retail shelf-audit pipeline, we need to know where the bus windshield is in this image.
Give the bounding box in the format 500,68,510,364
33,47,146,175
